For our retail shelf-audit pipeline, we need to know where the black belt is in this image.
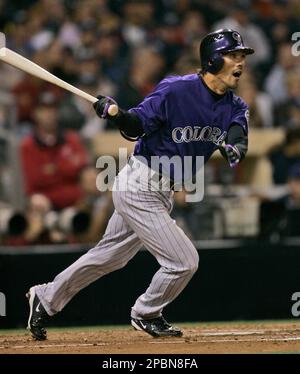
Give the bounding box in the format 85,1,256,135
128,156,175,190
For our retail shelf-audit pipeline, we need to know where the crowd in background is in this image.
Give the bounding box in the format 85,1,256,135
0,0,300,246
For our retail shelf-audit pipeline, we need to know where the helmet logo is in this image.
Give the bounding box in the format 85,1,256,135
232,32,242,45
213,33,224,42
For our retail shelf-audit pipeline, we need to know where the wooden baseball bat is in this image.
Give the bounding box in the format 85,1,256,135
0,47,119,116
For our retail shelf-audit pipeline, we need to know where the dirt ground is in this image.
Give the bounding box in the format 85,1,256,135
1,321,300,354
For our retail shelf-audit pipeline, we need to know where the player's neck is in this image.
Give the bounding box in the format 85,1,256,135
201,73,227,95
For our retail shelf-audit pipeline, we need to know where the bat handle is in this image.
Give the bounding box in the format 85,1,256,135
92,97,119,117
107,104,119,117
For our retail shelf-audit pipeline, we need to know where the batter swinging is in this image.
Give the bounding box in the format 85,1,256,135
27,29,254,340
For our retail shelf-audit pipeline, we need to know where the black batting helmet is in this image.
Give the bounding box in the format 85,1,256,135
199,29,254,74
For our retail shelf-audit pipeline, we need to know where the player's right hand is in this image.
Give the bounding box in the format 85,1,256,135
93,95,118,119
218,144,241,168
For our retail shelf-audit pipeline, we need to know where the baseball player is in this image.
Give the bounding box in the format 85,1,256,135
27,29,254,340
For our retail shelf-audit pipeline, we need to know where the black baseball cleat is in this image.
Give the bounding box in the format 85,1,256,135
26,286,49,341
131,316,183,338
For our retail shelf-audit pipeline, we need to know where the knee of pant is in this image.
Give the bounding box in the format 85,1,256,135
186,251,199,275
181,252,199,274
190,259,199,274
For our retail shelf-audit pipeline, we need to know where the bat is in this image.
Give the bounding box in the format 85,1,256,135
0,46,119,116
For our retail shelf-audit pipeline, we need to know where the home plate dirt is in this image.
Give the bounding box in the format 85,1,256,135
1,321,300,354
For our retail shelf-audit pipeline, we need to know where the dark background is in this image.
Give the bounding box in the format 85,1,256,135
1,241,300,329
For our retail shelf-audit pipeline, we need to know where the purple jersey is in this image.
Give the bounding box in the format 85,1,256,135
129,74,249,181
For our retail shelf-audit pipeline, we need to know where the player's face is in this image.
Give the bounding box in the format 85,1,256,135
217,51,246,89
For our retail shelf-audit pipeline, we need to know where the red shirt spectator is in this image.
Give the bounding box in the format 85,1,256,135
12,76,63,124
20,93,88,209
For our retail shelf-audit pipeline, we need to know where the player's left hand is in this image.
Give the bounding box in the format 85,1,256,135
218,144,241,168
93,95,118,119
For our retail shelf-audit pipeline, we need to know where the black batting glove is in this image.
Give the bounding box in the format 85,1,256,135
218,144,241,168
93,95,118,119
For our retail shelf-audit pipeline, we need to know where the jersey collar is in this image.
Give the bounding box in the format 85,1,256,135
198,74,226,102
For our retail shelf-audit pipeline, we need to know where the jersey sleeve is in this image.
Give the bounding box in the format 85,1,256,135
231,95,249,134
128,79,170,136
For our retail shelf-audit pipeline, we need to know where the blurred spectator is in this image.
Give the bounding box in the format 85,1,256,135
67,165,113,243
56,56,103,134
256,0,300,62
121,0,156,47
74,19,98,61
26,9,54,52
5,12,33,56
1,194,60,246
171,190,196,240
116,46,166,112
286,101,300,129
171,190,224,240
57,19,81,49
77,55,100,81
172,189,221,240
20,92,89,210
264,43,300,105
58,47,80,84
23,193,64,245
0,63,24,95
174,53,200,75
35,0,66,34
259,163,300,240
45,41,76,82
11,47,64,128
0,194,72,246
12,75,45,126
0,208,28,246
0,0,8,28
235,69,273,128
95,29,129,84
269,128,300,184
275,70,300,127
181,9,207,46
155,13,184,71
61,70,116,139
285,70,300,106
213,4,271,69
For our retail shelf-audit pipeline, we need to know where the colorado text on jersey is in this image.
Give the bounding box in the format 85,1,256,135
171,125,227,145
